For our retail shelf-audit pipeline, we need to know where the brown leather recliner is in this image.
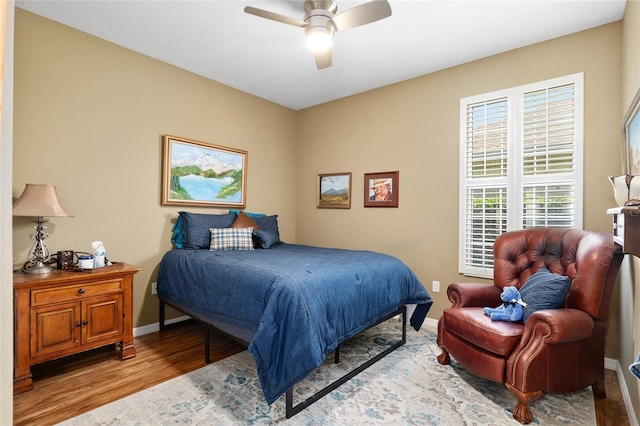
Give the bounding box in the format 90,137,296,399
437,228,623,424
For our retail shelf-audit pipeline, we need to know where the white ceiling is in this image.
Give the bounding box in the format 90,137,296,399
16,0,626,110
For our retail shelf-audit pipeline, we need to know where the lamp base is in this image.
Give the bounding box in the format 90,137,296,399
22,261,54,275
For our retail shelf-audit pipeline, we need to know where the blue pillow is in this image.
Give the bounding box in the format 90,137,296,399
253,215,280,238
252,215,281,248
171,214,184,249
179,211,237,249
519,268,571,322
254,229,281,249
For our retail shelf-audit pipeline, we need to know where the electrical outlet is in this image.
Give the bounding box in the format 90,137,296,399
151,282,157,295
432,280,440,292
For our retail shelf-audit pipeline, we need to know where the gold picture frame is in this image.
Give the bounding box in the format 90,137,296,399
162,135,247,208
317,172,352,209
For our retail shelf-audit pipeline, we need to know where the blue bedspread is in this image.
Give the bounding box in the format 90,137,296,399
157,243,432,404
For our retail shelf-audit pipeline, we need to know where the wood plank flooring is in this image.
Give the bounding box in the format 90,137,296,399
13,320,630,425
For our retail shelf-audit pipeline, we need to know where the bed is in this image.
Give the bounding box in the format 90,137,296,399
157,211,433,417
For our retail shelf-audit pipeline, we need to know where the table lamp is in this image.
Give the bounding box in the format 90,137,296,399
13,184,73,274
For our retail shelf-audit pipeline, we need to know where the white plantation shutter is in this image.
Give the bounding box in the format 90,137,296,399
459,74,583,277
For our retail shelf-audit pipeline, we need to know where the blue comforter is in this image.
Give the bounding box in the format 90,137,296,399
157,243,432,404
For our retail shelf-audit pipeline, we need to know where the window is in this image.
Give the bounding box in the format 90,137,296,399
459,73,584,278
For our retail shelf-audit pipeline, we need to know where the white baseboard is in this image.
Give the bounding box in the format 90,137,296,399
132,315,191,337
423,317,438,331
606,357,639,426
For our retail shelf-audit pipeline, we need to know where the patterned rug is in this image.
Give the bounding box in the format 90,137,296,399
60,319,596,425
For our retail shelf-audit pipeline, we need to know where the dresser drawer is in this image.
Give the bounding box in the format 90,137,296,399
31,279,123,307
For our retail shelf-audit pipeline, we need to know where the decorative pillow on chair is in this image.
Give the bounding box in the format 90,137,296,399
179,211,237,249
209,227,254,251
519,268,571,322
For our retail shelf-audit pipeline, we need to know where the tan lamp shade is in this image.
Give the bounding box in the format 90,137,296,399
13,184,73,218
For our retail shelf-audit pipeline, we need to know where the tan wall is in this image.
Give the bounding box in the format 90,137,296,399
12,10,298,327
296,23,623,324
622,0,640,419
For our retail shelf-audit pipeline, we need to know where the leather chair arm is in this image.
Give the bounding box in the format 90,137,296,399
447,283,502,308
507,308,596,393
521,309,594,344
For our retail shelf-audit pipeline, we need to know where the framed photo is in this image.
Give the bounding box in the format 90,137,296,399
625,88,640,175
364,171,399,208
162,135,247,208
317,172,351,209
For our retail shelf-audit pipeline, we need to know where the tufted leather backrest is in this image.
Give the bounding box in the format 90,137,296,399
493,228,621,321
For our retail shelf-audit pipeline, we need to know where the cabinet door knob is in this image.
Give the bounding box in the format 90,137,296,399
78,288,86,294
76,321,82,327
82,320,88,326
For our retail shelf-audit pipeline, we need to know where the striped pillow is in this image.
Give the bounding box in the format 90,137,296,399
209,227,254,251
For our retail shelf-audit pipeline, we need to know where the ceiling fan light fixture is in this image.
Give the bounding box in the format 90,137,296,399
244,0,391,69
305,26,333,52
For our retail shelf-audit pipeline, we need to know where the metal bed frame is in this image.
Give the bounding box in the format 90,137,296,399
159,299,407,419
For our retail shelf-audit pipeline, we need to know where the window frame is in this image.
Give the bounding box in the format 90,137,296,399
458,73,584,278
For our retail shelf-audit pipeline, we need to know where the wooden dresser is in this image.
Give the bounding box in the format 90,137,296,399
13,262,140,393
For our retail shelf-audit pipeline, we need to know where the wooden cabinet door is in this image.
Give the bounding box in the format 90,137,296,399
31,301,81,359
82,294,123,347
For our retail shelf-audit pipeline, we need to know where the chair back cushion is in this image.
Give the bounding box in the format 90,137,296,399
493,228,620,321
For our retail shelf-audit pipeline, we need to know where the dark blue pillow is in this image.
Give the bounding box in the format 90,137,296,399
179,211,237,249
252,215,280,242
520,268,571,322
254,229,281,249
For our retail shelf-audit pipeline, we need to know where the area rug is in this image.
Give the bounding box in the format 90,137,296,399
60,319,596,425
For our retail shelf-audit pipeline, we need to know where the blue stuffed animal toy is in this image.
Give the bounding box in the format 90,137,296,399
483,286,527,322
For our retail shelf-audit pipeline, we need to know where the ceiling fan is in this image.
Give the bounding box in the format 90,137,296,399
244,0,392,69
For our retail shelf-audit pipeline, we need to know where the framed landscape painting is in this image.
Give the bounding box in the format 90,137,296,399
317,172,351,209
162,135,247,208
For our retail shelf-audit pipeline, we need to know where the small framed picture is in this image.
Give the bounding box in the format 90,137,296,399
364,171,398,208
317,172,352,209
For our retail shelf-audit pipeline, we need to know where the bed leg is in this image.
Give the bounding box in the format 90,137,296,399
159,300,166,330
335,345,340,363
286,388,294,419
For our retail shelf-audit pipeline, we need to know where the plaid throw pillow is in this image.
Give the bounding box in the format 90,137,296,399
209,227,254,251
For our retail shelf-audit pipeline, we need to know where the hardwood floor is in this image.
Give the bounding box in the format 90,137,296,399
13,320,245,426
13,320,630,425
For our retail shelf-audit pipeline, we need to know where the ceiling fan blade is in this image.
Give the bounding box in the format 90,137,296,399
244,6,307,28
314,49,332,69
332,0,392,31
